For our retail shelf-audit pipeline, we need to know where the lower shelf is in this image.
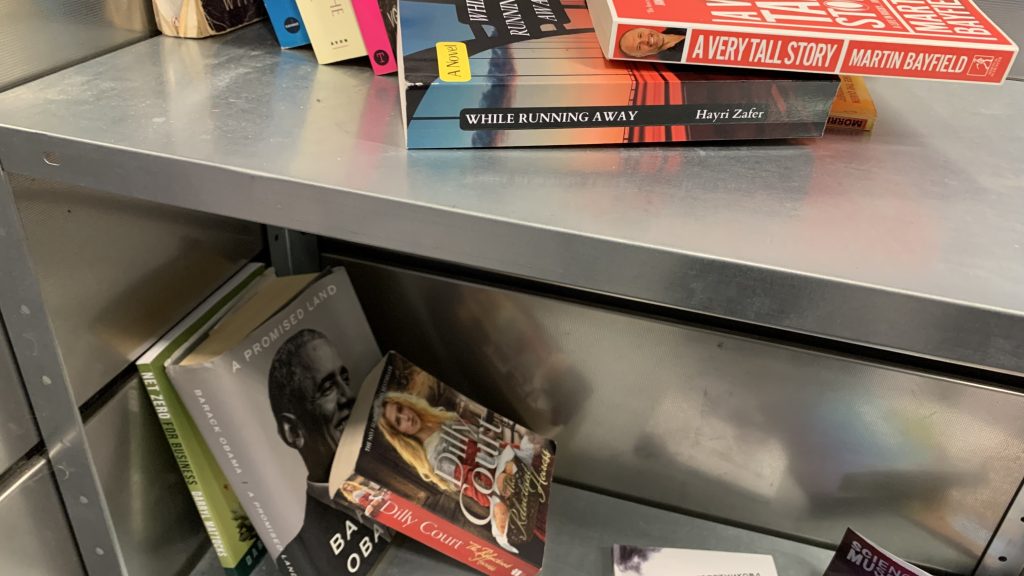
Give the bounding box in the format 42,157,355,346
191,484,833,575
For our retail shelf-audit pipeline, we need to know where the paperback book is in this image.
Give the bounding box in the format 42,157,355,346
827,76,876,131
329,352,557,576
587,0,1017,83
354,0,399,73
296,0,368,64
613,545,779,576
137,263,267,576
152,0,265,38
167,268,388,576
824,529,932,576
398,0,840,148
265,0,312,48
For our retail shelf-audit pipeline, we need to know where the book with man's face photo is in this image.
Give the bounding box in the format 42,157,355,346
166,268,388,576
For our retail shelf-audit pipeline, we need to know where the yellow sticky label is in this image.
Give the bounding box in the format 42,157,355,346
436,42,471,82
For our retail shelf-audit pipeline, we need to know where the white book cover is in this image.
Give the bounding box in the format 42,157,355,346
614,545,779,576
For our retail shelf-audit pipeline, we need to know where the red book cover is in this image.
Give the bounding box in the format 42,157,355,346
330,352,557,576
588,0,1018,83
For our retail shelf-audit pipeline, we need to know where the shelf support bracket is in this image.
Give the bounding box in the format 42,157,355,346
0,166,128,576
267,225,320,275
976,477,1024,576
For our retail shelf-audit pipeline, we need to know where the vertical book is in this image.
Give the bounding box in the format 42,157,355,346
152,0,265,38
136,263,267,576
296,0,368,64
329,352,557,576
264,0,312,48
398,0,840,148
586,0,1017,83
827,76,877,131
166,268,387,576
354,0,399,73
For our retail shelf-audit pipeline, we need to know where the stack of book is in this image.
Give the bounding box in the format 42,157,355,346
155,0,1013,146
245,0,1014,147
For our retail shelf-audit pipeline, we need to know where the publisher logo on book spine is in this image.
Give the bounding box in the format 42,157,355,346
967,55,997,78
374,50,390,66
284,17,301,34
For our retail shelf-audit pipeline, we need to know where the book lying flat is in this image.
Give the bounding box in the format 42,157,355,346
587,0,1017,83
167,268,387,576
398,0,840,148
613,545,779,576
330,352,557,576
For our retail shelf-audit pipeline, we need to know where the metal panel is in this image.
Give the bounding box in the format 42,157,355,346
0,456,86,575
976,0,1024,80
343,260,1024,575
0,168,126,575
191,483,833,576
977,480,1024,576
84,374,208,576
0,27,1022,375
11,174,261,405
0,318,40,471
0,0,155,91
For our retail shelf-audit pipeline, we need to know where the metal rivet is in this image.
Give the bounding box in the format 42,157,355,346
19,305,30,315
94,547,104,556
43,152,61,166
79,495,88,504
41,375,52,386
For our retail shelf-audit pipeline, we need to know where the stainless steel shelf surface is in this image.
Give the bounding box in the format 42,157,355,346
0,25,1022,375
191,484,833,576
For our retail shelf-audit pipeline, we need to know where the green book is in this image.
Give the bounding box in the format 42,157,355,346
137,263,268,576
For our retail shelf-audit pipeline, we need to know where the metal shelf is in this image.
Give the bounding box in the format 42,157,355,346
0,24,1022,374
190,484,832,576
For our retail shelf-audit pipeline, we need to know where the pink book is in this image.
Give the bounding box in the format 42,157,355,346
354,0,398,74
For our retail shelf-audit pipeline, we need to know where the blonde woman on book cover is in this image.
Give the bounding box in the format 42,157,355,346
377,391,543,553
341,481,388,516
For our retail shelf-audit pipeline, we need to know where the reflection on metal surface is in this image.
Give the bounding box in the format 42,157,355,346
12,175,260,405
343,259,1024,575
0,456,85,575
84,375,208,576
0,27,1022,375
976,479,1024,576
0,0,155,91
0,318,40,470
379,484,833,576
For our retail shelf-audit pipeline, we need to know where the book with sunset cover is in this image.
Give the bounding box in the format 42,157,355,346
397,0,840,148
588,0,1017,84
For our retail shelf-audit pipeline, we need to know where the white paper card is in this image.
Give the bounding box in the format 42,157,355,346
613,545,780,576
